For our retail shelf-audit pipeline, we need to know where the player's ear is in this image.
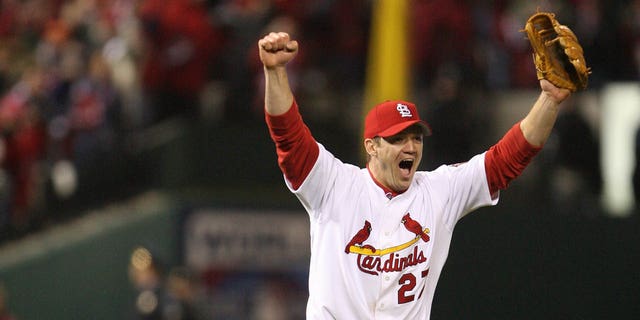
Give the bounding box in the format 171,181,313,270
364,138,377,157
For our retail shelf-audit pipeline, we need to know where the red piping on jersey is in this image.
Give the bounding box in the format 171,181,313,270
265,100,319,190
484,122,541,196
366,164,400,199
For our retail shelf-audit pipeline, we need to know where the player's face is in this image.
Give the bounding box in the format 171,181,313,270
366,126,423,193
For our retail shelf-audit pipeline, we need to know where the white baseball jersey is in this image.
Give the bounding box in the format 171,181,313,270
286,143,498,319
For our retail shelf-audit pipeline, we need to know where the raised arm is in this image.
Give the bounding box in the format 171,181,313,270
484,11,588,195
484,80,571,195
258,32,298,116
520,79,572,147
259,32,319,190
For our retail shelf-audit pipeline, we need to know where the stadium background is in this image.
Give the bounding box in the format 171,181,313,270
0,0,637,319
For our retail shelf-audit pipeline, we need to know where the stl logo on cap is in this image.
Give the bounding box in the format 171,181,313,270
364,100,432,139
396,103,413,118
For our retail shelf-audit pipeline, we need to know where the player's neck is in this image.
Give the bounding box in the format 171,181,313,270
366,164,402,199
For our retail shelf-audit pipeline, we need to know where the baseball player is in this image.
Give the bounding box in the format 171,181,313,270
259,32,570,319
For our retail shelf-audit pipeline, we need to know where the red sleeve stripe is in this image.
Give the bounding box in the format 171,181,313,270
484,122,542,195
265,100,320,190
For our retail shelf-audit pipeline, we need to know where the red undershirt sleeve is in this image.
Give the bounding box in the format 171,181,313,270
484,122,542,197
265,100,320,190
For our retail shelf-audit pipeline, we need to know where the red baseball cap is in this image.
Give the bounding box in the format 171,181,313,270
364,100,432,139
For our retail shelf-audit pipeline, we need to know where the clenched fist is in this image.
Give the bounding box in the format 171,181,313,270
258,32,298,69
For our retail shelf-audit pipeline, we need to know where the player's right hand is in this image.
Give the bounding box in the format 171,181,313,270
258,32,298,69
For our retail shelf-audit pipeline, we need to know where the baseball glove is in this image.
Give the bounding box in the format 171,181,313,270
522,12,590,92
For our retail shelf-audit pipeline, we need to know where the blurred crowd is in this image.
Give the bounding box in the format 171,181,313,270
0,0,636,242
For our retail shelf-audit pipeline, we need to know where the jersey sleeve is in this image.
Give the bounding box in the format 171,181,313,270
430,153,498,228
265,100,320,190
288,143,362,220
484,122,542,197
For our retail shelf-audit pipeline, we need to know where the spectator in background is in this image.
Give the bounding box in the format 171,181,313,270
213,0,270,122
67,51,119,170
0,68,47,234
0,0,19,40
99,0,147,131
493,1,542,89
138,0,224,124
411,0,473,87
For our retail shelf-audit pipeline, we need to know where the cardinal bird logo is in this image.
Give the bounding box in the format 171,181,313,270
345,220,373,253
346,216,430,275
401,213,430,242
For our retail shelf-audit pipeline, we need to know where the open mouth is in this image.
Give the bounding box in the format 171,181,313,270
399,159,414,172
